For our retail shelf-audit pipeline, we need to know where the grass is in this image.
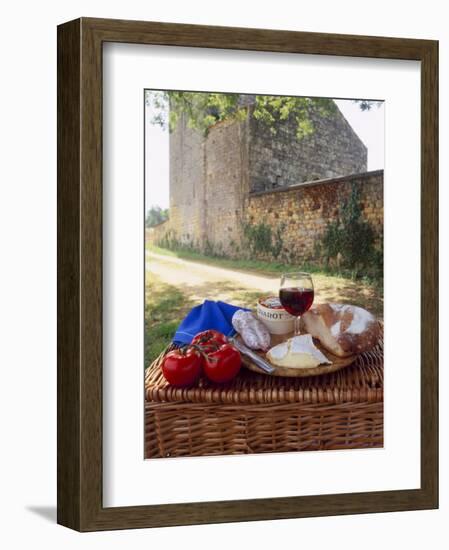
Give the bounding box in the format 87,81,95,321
145,273,193,367
147,244,383,289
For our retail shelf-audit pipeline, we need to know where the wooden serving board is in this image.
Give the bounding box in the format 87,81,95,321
238,332,357,378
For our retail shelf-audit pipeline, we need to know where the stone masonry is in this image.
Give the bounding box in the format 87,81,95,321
150,169,383,263
149,98,382,264
248,105,367,192
244,170,383,263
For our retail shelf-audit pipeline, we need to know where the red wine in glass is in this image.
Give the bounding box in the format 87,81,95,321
279,287,314,317
279,272,314,335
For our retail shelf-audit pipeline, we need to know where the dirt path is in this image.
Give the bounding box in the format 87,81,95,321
146,251,383,317
148,251,277,292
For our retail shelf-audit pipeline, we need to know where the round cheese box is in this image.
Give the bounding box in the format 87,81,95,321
256,296,295,335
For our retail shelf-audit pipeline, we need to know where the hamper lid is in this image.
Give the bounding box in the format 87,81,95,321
145,326,384,406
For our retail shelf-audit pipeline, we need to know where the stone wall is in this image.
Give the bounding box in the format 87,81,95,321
244,170,383,263
203,117,249,256
154,114,250,256
150,99,380,265
167,112,205,246
149,170,383,266
248,104,367,193
146,222,169,246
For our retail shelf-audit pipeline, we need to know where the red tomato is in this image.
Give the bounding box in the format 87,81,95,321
203,343,241,383
192,330,228,352
161,348,202,387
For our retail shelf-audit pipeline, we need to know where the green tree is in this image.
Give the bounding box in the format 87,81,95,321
146,90,382,139
145,206,169,228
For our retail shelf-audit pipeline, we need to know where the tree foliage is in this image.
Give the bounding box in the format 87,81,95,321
145,205,169,228
146,90,382,140
354,100,383,111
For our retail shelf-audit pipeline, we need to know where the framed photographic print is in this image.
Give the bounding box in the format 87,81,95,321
57,17,438,531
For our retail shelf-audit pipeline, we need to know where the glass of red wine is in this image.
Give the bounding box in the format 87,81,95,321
279,272,314,336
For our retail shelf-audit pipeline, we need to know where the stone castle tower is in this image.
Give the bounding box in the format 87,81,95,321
161,97,371,259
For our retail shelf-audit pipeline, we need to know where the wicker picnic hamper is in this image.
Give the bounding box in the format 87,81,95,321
145,330,383,459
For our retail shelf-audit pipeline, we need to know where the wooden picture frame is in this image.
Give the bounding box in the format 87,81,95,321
57,17,438,531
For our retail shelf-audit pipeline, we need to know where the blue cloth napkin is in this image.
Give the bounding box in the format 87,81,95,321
173,300,249,345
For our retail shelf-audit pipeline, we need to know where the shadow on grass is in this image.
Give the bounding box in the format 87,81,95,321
145,276,193,367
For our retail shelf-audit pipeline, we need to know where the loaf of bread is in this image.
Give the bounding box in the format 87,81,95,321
302,303,380,357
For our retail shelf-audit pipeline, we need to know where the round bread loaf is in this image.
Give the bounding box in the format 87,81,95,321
301,303,380,357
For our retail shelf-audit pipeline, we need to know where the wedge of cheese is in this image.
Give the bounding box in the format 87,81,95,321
267,334,331,368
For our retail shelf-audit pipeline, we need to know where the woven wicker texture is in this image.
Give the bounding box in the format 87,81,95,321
145,401,383,458
145,330,383,405
145,328,383,458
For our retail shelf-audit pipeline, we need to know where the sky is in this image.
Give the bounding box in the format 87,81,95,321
145,97,384,212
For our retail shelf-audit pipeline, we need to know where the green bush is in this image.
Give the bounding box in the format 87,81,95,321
321,183,382,280
242,222,285,259
243,222,272,255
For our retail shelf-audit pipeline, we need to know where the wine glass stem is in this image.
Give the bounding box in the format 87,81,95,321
294,315,301,336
